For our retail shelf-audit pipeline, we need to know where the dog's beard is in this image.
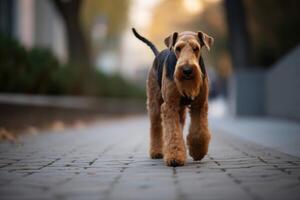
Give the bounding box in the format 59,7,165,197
174,69,202,98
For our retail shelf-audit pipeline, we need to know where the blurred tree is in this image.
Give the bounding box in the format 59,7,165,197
224,0,251,68
81,0,129,38
81,0,130,62
245,0,300,67
52,0,90,70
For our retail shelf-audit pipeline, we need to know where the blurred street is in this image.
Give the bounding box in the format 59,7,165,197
0,115,299,200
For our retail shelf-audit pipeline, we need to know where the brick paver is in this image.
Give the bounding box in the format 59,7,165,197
0,116,299,200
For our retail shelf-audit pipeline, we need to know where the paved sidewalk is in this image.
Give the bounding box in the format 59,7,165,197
0,116,299,200
211,117,300,157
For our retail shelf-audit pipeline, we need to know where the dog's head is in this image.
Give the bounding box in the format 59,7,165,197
164,31,213,98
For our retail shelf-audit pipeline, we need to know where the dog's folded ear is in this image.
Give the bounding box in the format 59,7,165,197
199,56,207,78
164,32,178,49
197,31,214,51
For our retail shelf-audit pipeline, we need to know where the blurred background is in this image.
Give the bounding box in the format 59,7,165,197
0,0,300,140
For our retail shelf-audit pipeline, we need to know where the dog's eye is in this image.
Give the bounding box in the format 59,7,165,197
192,46,199,52
175,46,181,52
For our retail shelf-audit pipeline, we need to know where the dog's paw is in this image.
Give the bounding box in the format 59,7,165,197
187,133,210,161
188,142,207,161
164,156,185,167
165,158,185,167
150,152,163,159
189,151,206,161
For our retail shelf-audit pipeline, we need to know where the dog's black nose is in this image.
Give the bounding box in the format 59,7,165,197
182,67,193,75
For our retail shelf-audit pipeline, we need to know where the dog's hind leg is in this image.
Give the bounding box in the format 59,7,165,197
147,68,163,159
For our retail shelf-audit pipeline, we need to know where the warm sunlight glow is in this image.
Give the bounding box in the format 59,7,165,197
183,0,204,14
130,0,160,28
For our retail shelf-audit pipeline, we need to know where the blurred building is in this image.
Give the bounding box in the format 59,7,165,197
0,0,67,62
229,45,300,121
225,0,300,121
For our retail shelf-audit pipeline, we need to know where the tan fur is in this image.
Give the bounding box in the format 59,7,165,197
146,31,213,167
187,78,211,160
161,77,186,166
174,34,202,98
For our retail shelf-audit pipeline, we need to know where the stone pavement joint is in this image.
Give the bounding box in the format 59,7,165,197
0,116,299,200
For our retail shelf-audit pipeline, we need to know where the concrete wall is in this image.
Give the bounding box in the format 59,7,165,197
228,45,300,121
228,70,266,116
266,45,300,121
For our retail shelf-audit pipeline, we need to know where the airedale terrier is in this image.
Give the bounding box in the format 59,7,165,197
132,28,213,167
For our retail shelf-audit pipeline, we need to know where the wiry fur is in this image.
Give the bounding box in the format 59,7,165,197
133,28,213,167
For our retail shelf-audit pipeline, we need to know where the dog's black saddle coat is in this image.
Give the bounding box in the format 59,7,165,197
154,49,172,88
154,49,206,106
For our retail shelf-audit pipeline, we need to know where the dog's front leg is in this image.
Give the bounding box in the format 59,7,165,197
187,79,211,161
161,102,186,167
187,99,211,161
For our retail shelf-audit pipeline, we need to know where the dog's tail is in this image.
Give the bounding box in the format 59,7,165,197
132,28,159,56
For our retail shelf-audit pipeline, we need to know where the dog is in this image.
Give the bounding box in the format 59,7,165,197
132,28,213,167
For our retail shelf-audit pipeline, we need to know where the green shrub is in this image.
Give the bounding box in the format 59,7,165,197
0,34,145,99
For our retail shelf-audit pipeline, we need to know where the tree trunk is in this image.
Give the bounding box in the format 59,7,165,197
52,0,91,94
224,0,251,68
52,0,90,70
